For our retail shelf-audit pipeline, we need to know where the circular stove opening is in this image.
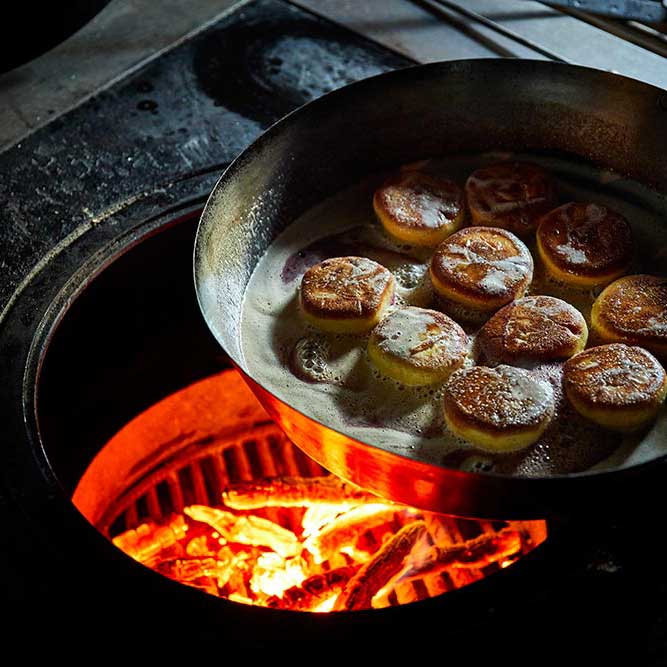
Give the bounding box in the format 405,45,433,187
36,212,547,613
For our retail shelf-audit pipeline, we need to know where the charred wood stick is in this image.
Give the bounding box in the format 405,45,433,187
400,528,523,583
155,556,225,582
307,504,419,563
335,520,427,611
184,505,300,558
267,564,360,611
112,515,188,564
434,528,523,568
221,475,381,509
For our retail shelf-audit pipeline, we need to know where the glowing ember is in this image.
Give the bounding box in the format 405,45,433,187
112,475,546,611
76,370,547,612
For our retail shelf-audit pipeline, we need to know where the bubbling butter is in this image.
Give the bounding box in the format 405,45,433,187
237,152,667,476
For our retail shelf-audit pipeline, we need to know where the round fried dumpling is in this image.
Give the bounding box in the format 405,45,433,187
368,306,468,386
443,365,555,453
536,202,633,288
591,274,667,359
299,256,395,334
465,161,557,236
373,170,465,247
476,295,588,365
429,226,533,315
563,343,667,432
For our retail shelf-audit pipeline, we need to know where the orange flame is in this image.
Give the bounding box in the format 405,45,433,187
112,480,546,611
75,369,547,612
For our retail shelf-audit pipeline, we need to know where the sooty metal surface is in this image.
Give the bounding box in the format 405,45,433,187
0,0,410,316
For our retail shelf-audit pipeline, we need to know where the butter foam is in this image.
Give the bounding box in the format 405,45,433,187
237,153,667,476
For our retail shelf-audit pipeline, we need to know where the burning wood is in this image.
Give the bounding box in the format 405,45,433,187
222,475,380,509
184,505,300,558
335,520,427,611
111,475,545,612
434,529,523,568
305,503,420,564
397,527,525,586
156,556,225,583
267,565,360,611
112,515,188,566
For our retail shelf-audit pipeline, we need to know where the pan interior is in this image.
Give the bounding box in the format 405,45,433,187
233,150,667,479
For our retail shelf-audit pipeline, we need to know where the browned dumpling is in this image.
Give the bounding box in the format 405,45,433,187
300,256,395,334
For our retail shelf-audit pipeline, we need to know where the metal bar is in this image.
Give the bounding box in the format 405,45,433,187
287,0,507,63
189,462,210,505
538,0,667,23
285,1,667,89
408,0,527,58
423,0,573,61
554,5,667,57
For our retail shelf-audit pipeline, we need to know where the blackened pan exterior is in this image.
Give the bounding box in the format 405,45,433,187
195,59,667,519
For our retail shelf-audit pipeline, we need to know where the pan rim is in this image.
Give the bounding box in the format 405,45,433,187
193,57,667,503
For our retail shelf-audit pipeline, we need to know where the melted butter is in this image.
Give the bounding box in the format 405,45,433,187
237,152,667,476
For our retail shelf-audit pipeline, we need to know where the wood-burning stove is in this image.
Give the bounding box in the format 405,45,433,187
1,0,667,655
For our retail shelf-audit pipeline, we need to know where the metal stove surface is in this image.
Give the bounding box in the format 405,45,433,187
0,0,411,315
1,0,667,655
